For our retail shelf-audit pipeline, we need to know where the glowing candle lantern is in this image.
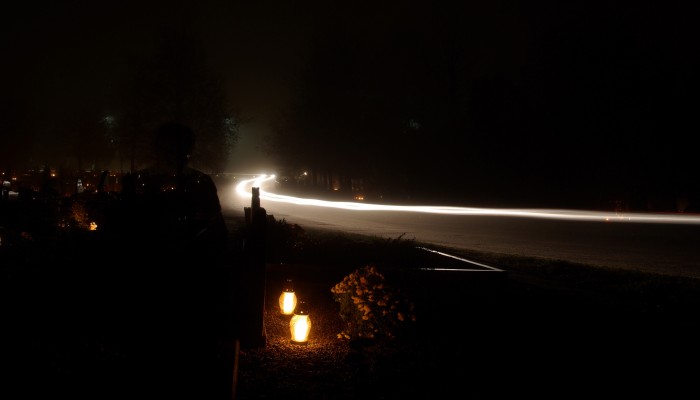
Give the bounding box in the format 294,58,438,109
279,279,297,315
290,301,311,344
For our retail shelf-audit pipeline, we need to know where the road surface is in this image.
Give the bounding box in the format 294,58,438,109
217,174,700,279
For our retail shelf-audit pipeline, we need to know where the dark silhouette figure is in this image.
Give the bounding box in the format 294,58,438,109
121,121,227,248
112,122,233,398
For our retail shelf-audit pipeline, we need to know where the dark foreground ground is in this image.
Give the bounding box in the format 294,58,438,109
4,206,700,399
238,219,700,399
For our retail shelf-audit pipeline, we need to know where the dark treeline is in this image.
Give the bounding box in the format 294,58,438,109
2,1,696,211
1,16,239,177
265,1,697,211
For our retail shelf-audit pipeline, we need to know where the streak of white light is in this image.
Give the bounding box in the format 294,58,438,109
234,175,700,225
416,267,500,272
416,247,504,271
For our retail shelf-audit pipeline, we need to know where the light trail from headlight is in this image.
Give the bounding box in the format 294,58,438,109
234,174,700,225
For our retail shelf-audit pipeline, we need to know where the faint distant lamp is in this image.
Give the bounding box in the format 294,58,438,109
290,301,311,345
279,279,297,316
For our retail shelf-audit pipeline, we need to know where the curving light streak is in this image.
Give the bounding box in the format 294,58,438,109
234,174,700,225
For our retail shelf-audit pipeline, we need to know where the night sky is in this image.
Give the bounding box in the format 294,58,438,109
2,1,697,209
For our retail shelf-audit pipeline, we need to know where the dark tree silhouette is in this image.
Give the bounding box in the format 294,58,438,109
0,94,38,172
112,24,239,174
266,3,486,201
265,1,697,209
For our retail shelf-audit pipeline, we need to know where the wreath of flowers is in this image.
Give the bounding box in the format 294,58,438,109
331,264,416,340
